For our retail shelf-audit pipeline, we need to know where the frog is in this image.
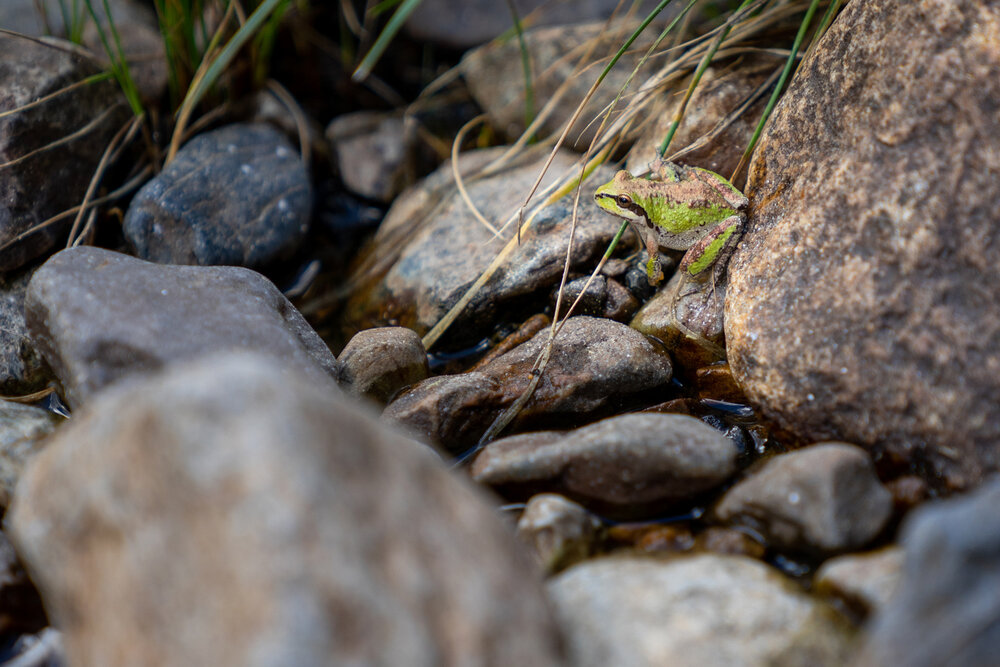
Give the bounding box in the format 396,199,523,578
593,161,748,286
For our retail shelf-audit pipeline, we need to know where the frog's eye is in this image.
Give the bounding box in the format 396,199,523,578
616,194,632,207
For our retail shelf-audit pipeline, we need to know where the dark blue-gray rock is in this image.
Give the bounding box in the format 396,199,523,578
855,479,1000,667
472,412,737,519
0,37,129,271
549,555,853,667
0,266,54,395
0,400,62,509
25,247,338,407
714,443,892,556
6,352,565,666
338,327,428,404
382,316,672,454
124,123,311,267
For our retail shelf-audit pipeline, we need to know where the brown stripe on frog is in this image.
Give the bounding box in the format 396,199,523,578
595,193,654,228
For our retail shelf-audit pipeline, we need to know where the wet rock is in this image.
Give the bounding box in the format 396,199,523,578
338,326,428,404
552,276,638,322
631,267,729,369
383,316,672,454
516,494,602,573
7,352,564,666
344,147,631,345
0,267,53,396
855,478,1000,667
626,55,779,188
472,412,736,518
549,555,853,667
124,123,312,267
725,0,1000,489
0,401,62,509
694,363,748,403
25,247,339,408
407,0,668,49
814,547,902,619
461,21,660,145
714,443,892,556
0,530,47,634
0,36,129,271
326,111,415,202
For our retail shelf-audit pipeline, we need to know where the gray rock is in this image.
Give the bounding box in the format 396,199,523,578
25,247,339,407
549,555,853,667
0,267,53,396
343,147,633,345
0,400,62,509
814,547,903,619
0,37,129,271
855,479,1000,667
339,326,428,404
383,316,672,454
516,494,602,573
714,443,892,556
473,412,736,518
124,123,311,267
725,0,1000,489
326,111,414,202
461,21,660,145
6,352,565,666
0,628,64,667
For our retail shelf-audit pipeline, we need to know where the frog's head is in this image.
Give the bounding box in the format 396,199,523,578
594,170,647,223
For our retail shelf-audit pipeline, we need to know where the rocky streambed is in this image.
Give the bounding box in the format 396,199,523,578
1,0,1000,665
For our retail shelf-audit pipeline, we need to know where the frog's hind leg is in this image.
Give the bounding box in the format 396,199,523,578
678,214,744,280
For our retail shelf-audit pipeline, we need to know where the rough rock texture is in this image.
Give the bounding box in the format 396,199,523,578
0,37,128,271
726,0,1000,489
25,247,339,407
855,479,1000,667
714,443,892,556
550,555,853,667
814,547,903,619
0,400,62,509
382,316,672,454
338,326,428,404
7,352,565,667
516,493,602,573
473,413,737,518
0,266,52,395
124,123,311,267
344,147,632,346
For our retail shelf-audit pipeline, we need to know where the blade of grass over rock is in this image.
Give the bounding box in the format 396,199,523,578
656,0,760,157
731,0,823,181
352,0,423,82
515,0,678,241
0,72,114,120
167,0,287,163
504,0,536,142
84,0,144,116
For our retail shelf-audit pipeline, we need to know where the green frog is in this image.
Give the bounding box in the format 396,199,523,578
594,162,748,285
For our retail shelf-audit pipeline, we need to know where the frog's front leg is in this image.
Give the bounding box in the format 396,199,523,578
678,214,744,280
637,225,665,285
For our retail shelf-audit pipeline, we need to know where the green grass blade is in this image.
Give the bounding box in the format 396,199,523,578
352,0,423,82
732,0,823,180
656,0,756,157
504,0,536,140
83,0,145,116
